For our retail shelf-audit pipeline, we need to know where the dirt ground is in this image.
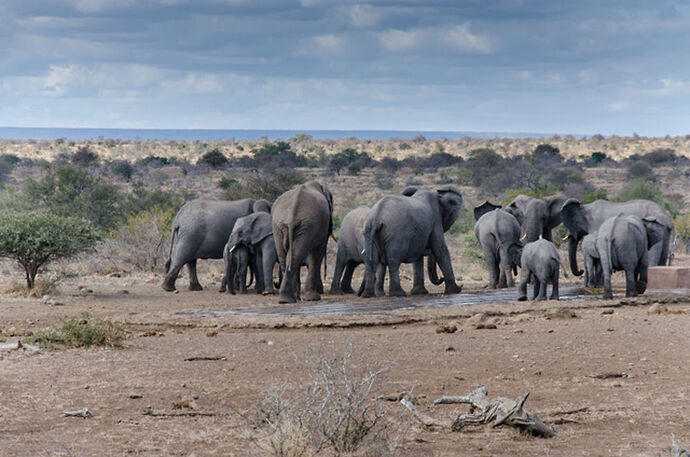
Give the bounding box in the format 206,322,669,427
1,268,689,457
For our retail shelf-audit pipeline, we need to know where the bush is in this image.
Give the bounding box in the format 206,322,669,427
674,213,690,254
110,160,134,181
123,186,187,217
220,171,305,202
72,146,98,166
24,164,124,231
198,148,229,168
627,161,655,180
590,151,607,164
23,315,127,349
617,179,663,204
0,154,20,188
0,211,100,288
139,155,170,168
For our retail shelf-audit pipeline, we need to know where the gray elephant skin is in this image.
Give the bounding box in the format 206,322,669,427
595,214,650,299
162,198,255,291
561,198,674,277
474,205,523,289
361,185,463,297
272,180,333,303
225,211,278,295
330,206,370,295
508,193,568,242
581,233,603,287
220,243,253,294
518,238,560,301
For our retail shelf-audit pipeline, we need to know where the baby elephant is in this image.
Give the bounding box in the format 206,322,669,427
518,238,560,301
582,233,603,287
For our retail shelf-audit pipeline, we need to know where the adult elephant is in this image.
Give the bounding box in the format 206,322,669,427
561,198,674,276
507,193,568,242
360,185,463,297
162,198,254,292
225,211,278,295
272,180,333,303
474,205,523,289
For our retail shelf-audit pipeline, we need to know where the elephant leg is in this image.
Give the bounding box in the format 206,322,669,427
253,251,264,294
550,269,560,300
537,276,547,301
636,256,648,295
531,276,540,300
484,249,499,289
186,260,203,291
262,245,277,295
341,262,357,294
375,263,386,297
601,257,613,300
410,257,428,296
517,268,529,301
238,253,249,294
303,250,323,301
162,259,186,292
329,247,348,295
387,262,406,297
279,266,298,303
648,241,663,266
357,279,365,296
624,268,637,297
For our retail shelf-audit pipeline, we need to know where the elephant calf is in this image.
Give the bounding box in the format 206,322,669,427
220,243,253,294
518,238,560,301
582,233,603,288
474,204,523,289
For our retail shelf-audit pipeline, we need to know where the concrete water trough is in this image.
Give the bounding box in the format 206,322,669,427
647,266,690,290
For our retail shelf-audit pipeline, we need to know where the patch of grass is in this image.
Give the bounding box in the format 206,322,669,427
23,315,127,349
5,279,58,298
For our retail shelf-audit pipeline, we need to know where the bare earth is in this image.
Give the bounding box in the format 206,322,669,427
1,271,689,457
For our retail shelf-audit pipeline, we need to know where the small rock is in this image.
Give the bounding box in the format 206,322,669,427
6,327,17,337
206,329,218,337
435,324,458,334
129,394,143,399
513,329,524,334
647,303,684,315
258,338,267,344
475,323,497,330
445,346,456,352
77,285,87,290
23,329,33,337
601,309,614,315
267,340,274,346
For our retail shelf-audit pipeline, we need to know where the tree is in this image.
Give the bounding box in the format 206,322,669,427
198,148,228,168
24,164,124,231
0,212,100,288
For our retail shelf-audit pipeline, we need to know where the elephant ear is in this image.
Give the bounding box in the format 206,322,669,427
401,186,418,197
561,198,587,238
473,201,501,221
252,199,272,214
641,216,666,246
504,205,524,227
251,213,273,245
437,185,463,231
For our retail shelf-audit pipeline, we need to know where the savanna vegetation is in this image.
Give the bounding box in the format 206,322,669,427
0,134,689,290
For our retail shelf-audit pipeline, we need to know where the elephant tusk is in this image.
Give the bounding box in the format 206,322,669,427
562,235,569,241
229,244,236,253
361,249,365,255
520,234,527,241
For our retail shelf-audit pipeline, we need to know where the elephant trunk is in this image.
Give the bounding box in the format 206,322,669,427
568,236,584,276
427,252,444,285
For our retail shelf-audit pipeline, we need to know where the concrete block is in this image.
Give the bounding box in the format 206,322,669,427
647,267,690,289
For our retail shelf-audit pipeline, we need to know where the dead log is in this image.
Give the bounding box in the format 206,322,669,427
402,386,555,438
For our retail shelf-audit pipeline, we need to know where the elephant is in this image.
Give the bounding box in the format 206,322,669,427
329,206,370,295
595,214,650,299
518,238,560,301
224,211,278,295
507,193,567,242
474,205,523,289
272,180,334,303
162,198,255,292
561,198,674,277
582,233,603,288
360,185,463,298
220,243,253,294
253,199,272,214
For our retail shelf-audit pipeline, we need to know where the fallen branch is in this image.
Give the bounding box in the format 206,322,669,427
668,435,689,457
183,356,226,361
62,408,93,418
403,386,555,438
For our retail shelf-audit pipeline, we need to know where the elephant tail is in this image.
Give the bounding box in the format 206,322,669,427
165,224,179,273
427,252,444,285
668,224,676,266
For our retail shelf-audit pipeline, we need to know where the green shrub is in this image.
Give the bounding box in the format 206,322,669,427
23,164,124,231
626,161,655,180
220,171,305,202
581,188,608,204
0,211,100,288
23,315,127,349
72,146,98,165
123,186,187,217
590,152,607,164
110,161,134,181
198,148,229,168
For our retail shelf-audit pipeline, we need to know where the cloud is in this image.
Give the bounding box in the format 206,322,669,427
443,24,492,54
377,28,422,52
312,34,347,53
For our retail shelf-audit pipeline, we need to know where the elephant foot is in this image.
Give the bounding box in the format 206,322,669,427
636,282,647,295
550,295,560,301
278,294,297,304
410,286,428,296
303,290,321,301
389,288,407,297
603,291,614,300
218,287,225,293
444,282,462,295
517,295,527,302
188,283,203,291
341,286,355,294
162,282,176,292
360,288,375,298
262,289,276,296
329,287,344,295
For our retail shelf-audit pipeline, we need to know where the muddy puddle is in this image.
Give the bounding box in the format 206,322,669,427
181,286,586,317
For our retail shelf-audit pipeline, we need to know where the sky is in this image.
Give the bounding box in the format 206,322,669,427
1,0,690,136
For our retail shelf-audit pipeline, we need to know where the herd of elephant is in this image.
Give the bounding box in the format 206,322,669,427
161,180,675,303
